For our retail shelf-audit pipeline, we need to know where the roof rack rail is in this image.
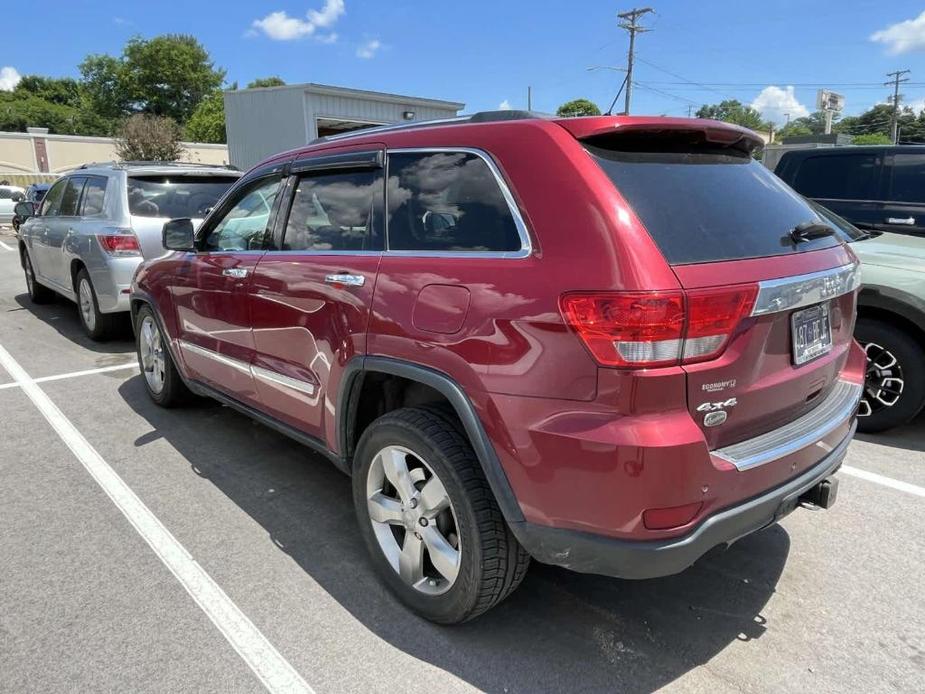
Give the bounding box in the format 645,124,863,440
75,160,239,171
310,110,551,144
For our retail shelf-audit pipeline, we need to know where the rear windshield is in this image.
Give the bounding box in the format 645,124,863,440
127,175,238,218
588,145,842,265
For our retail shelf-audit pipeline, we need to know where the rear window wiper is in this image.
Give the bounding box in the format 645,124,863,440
790,222,837,243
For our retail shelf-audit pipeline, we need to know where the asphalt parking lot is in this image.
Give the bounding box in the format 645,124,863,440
0,232,922,694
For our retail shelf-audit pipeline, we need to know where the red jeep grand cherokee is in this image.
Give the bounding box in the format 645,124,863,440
131,112,865,623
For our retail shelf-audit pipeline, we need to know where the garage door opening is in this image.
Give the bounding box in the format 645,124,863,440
316,118,386,138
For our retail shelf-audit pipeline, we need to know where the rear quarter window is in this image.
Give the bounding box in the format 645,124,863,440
791,153,880,200
589,145,841,265
889,153,925,204
127,175,239,218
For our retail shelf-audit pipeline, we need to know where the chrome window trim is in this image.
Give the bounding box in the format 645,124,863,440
178,340,316,396
384,147,534,260
751,263,860,316
713,379,862,471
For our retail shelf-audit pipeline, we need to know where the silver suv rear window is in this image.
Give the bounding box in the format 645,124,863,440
127,175,238,218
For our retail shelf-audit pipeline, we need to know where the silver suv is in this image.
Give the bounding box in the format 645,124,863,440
17,162,240,340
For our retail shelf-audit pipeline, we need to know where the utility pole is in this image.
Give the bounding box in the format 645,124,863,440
784,113,791,124
687,105,693,118
527,86,532,111
885,69,910,144
617,7,653,115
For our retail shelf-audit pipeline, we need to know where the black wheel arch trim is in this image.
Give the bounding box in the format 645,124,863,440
857,285,925,342
338,356,525,523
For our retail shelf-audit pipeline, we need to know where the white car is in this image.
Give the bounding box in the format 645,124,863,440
0,184,26,224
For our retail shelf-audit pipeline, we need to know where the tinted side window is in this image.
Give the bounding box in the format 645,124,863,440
204,177,281,252
283,170,384,251
58,177,87,217
387,151,522,253
79,176,108,216
792,154,879,200
40,179,68,216
889,153,925,204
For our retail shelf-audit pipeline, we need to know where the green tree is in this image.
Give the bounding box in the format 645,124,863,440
13,76,82,108
852,133,892,145
696,99,767,131
186,91,226,143
80,35,225,124
115,114,184,161
556,98,601,117
247,76,285,89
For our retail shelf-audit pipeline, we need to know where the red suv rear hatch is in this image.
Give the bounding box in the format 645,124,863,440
564,118,861,451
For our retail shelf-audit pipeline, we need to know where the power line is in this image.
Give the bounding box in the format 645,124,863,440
617,7,654,114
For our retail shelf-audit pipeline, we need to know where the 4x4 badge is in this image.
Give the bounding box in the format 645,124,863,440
697,398,737,427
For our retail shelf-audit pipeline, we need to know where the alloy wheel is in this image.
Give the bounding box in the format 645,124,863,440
365,445,461,595
24,255,35,295
78,278,96,332
858,341,904,418
139,316,166,395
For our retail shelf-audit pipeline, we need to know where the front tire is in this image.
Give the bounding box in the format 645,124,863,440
352,406,529,624
856,318,925,433
22,250,55,304
135,305,190,407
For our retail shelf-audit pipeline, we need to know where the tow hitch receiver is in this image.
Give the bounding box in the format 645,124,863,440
799,476,839,509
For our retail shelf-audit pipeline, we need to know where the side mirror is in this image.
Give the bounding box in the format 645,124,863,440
14,201,35,219
162,218,196,251
12,192,24,202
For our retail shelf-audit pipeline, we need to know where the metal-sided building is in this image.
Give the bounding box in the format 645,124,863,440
224,83,465,170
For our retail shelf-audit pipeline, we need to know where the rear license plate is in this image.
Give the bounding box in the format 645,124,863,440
791,303,833,365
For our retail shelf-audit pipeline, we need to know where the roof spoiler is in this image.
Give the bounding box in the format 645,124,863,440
555,116,765,155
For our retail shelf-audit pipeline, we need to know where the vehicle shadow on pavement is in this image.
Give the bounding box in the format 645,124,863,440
855,411,925,453
13,294,134,354
119,376,789,694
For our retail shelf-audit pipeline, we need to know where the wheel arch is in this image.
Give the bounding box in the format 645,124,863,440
857,285,925,348
338,356,525,523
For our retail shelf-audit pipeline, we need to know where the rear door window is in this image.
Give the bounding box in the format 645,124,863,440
127,175,239,218
283,169,384,252
386,151,523,253
589,145,841,265
57,177,87,217
888,153,925,204
791,153,880,200
79,176,108,216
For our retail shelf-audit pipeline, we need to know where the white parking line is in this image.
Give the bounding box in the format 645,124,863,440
0,344,314,694
0,240,14,252
0,361,140,390
842,465,925,498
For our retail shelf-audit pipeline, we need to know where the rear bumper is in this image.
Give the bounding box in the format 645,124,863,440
510,420,854,580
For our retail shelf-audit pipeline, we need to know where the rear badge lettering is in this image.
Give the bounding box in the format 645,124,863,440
702,379,736,393
697,397,736,427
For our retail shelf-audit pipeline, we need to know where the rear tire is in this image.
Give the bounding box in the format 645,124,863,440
135,305,190,408
75,268,118,341
352,406,529,624
855,318,925,433
22,250,55,304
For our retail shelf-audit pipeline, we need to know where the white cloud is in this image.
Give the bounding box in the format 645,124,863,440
0,66,21,91
316,33,338,44
251,1,345,41
751,85,809,124
871,11,925,54
356,39,381,59
498,100,512,110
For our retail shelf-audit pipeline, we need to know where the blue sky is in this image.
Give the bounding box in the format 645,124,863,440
2,0,925,123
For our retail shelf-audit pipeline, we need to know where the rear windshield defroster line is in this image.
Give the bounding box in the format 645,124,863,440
587,145,842,265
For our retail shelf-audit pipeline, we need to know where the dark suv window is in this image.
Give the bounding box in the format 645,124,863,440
387,151,522,253
792,153,880,200
128,175,239,218
283,170,384,252
589,145,841,265
889,153,925,204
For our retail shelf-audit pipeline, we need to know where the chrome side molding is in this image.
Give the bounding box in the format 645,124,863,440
751,264,860,316
178,340,316,396
713,379,862,471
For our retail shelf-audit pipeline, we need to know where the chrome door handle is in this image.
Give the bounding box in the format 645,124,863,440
324,273,365,287
222,268,249,278
886,216,915,226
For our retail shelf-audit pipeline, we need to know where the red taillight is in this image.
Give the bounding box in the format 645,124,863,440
560,284,757,368
98,233,141,256
643,502,703,530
